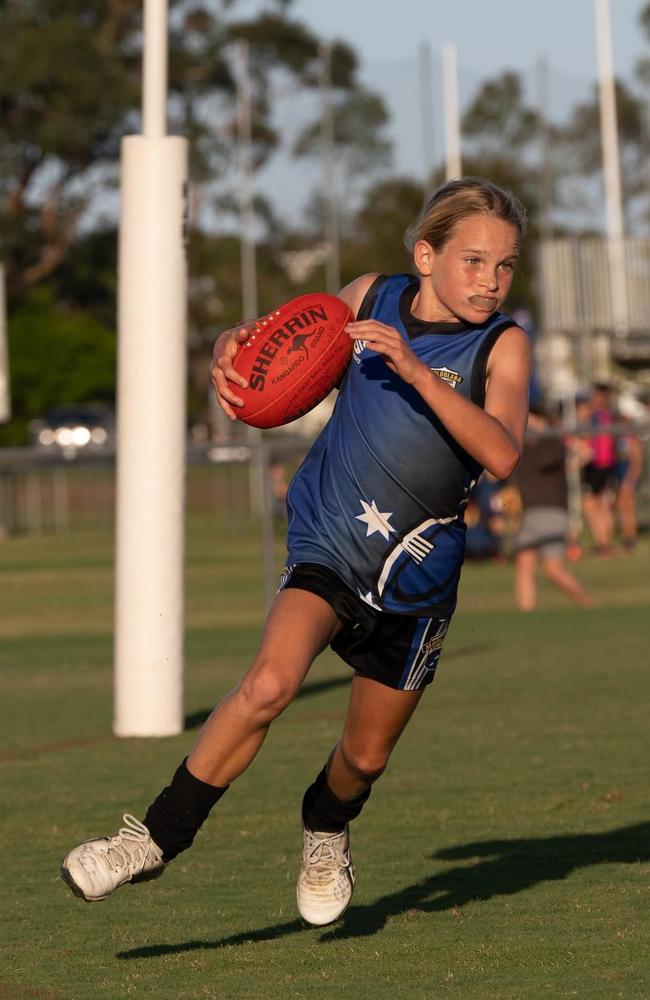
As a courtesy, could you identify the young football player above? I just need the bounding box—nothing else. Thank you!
[61,177,532,927]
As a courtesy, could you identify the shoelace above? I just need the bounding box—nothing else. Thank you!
[101,814,157,874]
[304,831,348,880]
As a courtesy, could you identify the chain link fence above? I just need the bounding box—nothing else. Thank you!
[2,424,648,541]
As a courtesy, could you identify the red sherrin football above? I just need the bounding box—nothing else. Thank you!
[232,293,353,429]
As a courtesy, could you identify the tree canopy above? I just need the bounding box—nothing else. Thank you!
[0,0,382,295]
[0,0,392,441]
[3,0,650,444]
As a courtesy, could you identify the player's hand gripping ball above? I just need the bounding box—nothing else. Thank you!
[231,293,354,429]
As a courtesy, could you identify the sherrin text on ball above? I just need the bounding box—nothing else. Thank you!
[231,292,353,428]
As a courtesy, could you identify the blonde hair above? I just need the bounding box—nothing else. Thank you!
[404,177,527,255]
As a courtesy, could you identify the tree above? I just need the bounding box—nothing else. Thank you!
[292,83,393,223]
[341,176,425,282]
[558,79,646,230]
[0,1,389,296]
[459,71,544,318]
[1,287,116,445]
[1,1,394,439]
[0,0,140,294]
[462,71,540,156]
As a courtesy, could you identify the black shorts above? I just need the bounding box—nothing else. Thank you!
[581,464,616,496]
[278,563,453,692]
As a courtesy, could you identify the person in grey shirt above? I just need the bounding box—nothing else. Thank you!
[514,405,594,612]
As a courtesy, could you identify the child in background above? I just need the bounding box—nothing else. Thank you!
[514,406,594,611]
[581,384,617,556]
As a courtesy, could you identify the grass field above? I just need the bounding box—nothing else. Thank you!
[1,511,649,1000]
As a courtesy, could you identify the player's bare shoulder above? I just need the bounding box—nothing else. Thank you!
[338,273,382,319]
[487,323,533,377]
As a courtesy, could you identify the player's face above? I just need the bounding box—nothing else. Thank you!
[416,214,520,324]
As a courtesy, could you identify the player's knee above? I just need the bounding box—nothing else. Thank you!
[237,666,298,722]
[340,742,388,784]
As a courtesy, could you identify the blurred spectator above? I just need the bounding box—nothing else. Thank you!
[579,383,618,557]
[513,406,594,612]
[562,395,593,562]
[465,473,508,561]
[613,414,643,552]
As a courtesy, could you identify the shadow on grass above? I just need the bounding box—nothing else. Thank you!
[183,644,492,730]
[117,820,649,958]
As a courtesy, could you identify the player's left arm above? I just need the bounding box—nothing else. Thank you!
[480,326,533,476]
[349,320,532,480]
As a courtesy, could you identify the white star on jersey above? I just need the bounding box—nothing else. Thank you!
[355,499,395,540]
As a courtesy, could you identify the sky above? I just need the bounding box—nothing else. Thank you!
[255,0,649,218]
[290,0,645,83]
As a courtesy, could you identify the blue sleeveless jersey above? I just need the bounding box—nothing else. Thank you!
[285,273,515,615]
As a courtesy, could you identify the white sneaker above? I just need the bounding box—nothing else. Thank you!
[60,814,166,902]
[296,825,355,926]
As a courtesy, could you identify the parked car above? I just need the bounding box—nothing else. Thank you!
[28,405,115,458]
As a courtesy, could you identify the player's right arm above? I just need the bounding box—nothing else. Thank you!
[337,273,381,318]
[210,319,256,420]
[211,274,380,419]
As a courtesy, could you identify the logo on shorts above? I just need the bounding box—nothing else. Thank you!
[430,366,463,388]
[422,632,446,656]
[402,618,451,691]
[277,564,295,593]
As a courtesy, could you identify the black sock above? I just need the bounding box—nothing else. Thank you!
[301,766,371,833]
[143,758,228,862]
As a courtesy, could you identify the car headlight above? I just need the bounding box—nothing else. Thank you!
[72,426,92,446]
[55,427,74,446]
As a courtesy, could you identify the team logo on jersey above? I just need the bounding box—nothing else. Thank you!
[352,339,367,364]
[430,365,463,388]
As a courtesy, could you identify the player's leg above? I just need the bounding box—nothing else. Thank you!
[514,546,538,611]
[615,480,638,550]
[328,675,423,799]
[583,474,614,554]
[596,486,615,554]
[297,669,426,925]
[541,553,594,607]
[61,588,341,902]
[186,588,341,787]
[581,476,604,550]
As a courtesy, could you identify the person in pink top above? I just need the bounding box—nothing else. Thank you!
[613,413,644,552]
[580,384,617,556]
